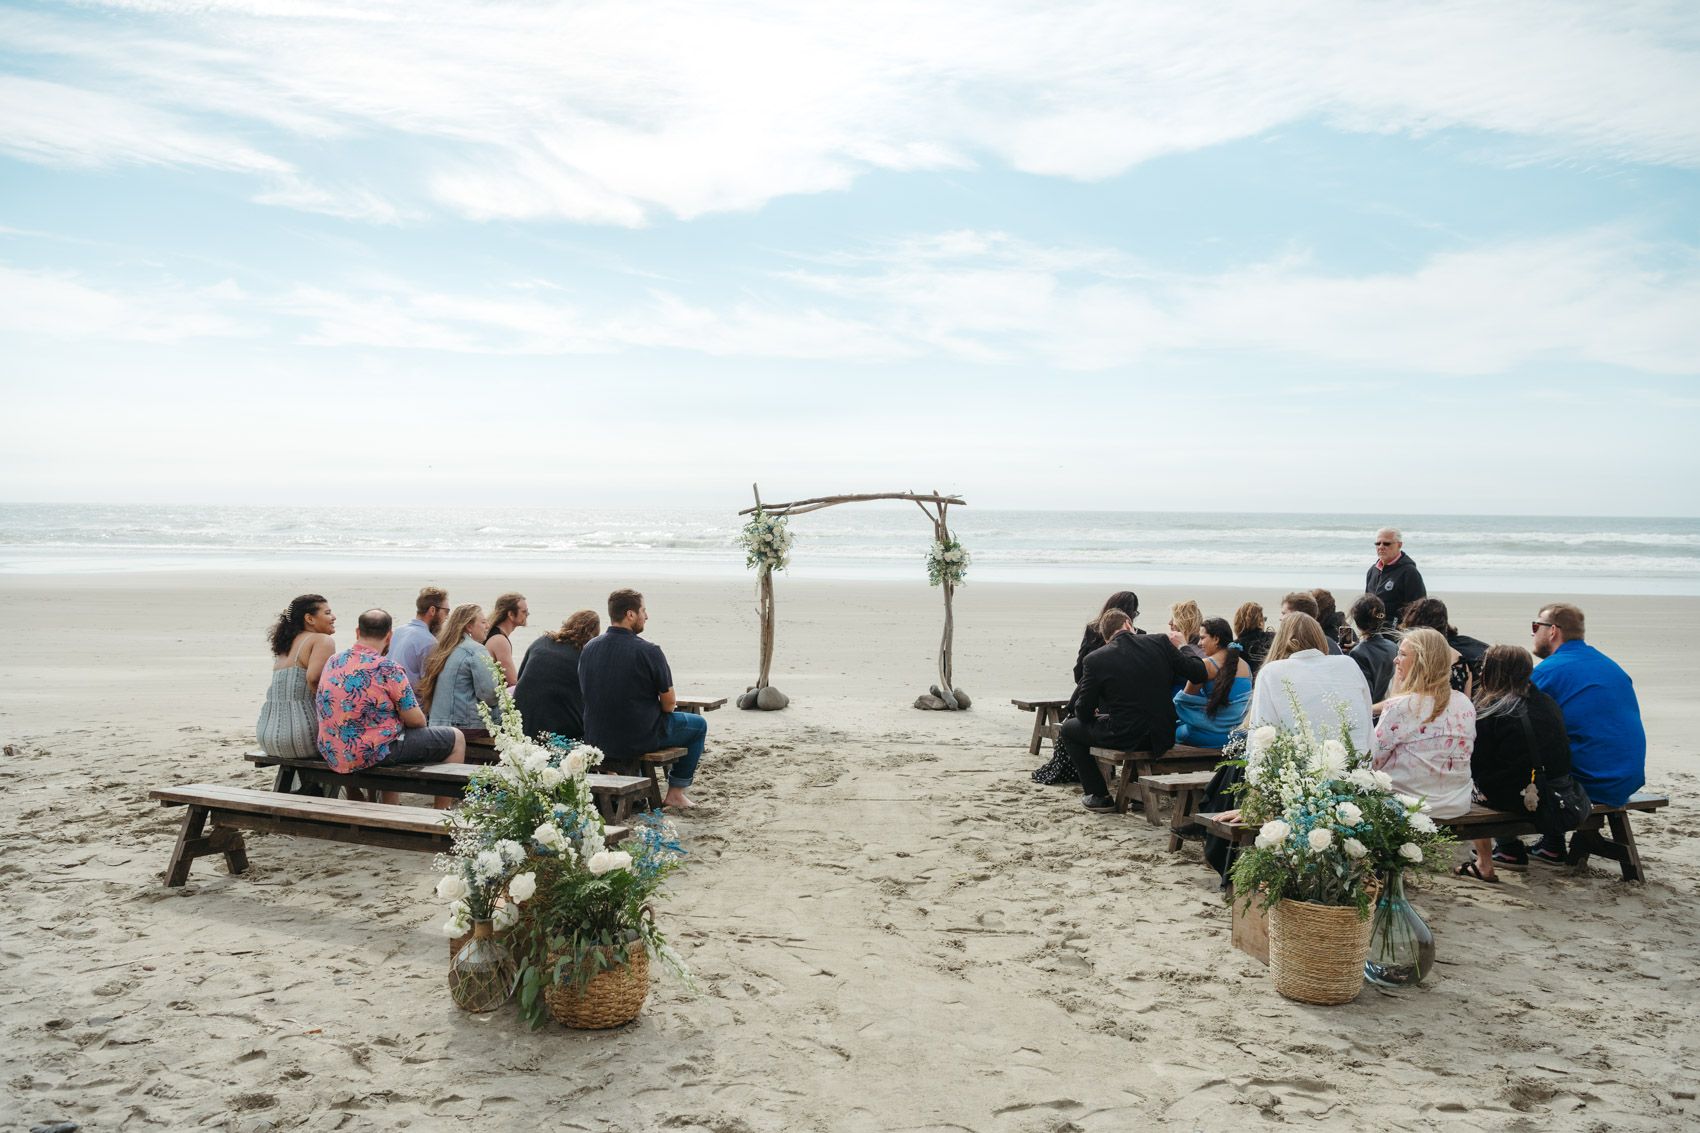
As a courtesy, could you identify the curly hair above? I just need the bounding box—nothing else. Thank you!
[268,594,327,657]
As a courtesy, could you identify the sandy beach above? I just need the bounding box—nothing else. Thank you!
[2,571,1696,1132]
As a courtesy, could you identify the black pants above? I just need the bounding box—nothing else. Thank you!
[1060,717,1150,797]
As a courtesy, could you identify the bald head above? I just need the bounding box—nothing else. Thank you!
[356,608,393,642]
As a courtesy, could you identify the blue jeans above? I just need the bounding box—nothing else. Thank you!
[658,711,708,788]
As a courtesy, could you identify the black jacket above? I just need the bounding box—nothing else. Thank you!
[1365,553,1426,626]
[1234,628,1274,674]
[1472,688,1571,811]
[1449,632,1489,690]
[513,635,586,742]
[1073,631,1210,752]
[1350,631,1399,701]
[1067,623,1144,717]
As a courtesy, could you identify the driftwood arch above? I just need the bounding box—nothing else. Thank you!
[737,485,970,711]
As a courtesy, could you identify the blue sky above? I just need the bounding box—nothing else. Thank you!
[2,1,1698,514]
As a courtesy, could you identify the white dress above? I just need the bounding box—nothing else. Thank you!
[1247,649,1374,755]
[1371,691,1477,819]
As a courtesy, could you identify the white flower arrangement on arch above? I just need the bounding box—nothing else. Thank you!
[926,536,969,587]
[739,509,793,572]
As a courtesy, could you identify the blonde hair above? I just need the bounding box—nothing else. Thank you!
[1169,600,1202,641]
[1393,626,1453,722]
[417,603,483,712]
[1266,612,1327,662]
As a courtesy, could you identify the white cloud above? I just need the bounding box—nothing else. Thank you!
[3,2,1698,223]
[0,263,250,342]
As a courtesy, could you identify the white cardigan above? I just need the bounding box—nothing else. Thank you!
[1248,649,1374,755]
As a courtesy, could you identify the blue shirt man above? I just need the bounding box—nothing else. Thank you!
[1530,604,1645,808]
[390,587,449,690]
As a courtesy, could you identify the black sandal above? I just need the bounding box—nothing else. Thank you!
[1455,860,1500,884]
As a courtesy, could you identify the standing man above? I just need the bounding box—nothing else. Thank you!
[1365,526,1426,627]
[579,589,706,809]
[1513,603,1647,864]
[1061,609,1210,813]
[391,586,449,690]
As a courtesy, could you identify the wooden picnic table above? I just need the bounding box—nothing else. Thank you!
[676,696,727,714]
[1011,697,1069,756]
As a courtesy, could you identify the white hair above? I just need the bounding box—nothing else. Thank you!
[1376,526,1403,542]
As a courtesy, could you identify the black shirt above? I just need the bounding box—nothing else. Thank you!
[1472,688,1571,811]
[513,635,586,742]
[1366,553,1427,626]
[579,627,673,760]
[1351,632,1399,701]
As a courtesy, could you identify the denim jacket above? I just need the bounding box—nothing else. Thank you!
[427,639,499,729]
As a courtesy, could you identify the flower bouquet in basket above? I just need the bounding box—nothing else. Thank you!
[428,661,690,1026]
[1229,697,1453,1004]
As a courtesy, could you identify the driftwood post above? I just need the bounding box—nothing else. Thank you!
[738,489,969,711]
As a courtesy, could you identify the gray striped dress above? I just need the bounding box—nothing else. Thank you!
[257,666,319,760]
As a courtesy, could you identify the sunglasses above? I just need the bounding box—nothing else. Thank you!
[1531,620,1554,633]
[1374,541,1395,547]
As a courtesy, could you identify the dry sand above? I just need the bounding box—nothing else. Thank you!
[1,572,1697,1132]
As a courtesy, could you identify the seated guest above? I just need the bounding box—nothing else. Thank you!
[419,604,499,732]
[258,593,337,761]
[1060,609,1210,813]
[390,586,449,690]
[1173,617,1253,747]
[1034,590,1144,784]
[1515,602,1646,864]
[316,608,465,806]
[514,609,599,741]
[1232,602,1273,674]
[1280,591,1342,655]
[1312,588,1345,645]
[1371,627,1475,819]
[580,589,705,809]
[483,592,530,688]
[1460,645,1571,881]
[1168,600,1204,658]
[1247,612,1373,750]
[1347,594,1398,702]
[1399,597,1487,695]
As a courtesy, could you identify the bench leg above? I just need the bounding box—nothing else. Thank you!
[1111,763,1140,815]
[1027,710,1045,757]
[271,764,296,793]
[1569,813,1644,882]
[211,822,249,875]
[1168,788,1202,852]
[164,805,209,887]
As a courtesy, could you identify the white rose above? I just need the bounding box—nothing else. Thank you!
[443,915,470,937]
[1335,802,1363,827]
[507,871,537,903]
[435,874,468,902]
[1255,819,1291,849]
[491,900,519,930]
[1397,793,1421,810]
[1398,842,1423,864]
[1343,837,1367,860]
[533,822,564,849]
[1307,827,1333,853]
[563,751,589,776]
[538,767,564,790]
[496,839,525,866]
[1249,725,1278,753]
[588,849,633,875]
[1410,812,1438,835]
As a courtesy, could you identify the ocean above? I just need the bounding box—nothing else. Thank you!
[2,503,1698,596]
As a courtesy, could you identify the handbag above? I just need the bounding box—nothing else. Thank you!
[1516,706,1590,836]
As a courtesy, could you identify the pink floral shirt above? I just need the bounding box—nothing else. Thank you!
[1371,690,1477,819]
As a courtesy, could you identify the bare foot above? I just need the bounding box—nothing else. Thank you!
[662,787,695,809]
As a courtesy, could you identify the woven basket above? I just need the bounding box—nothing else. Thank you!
[543,945,650,1029]
[1268,898,1373,1005]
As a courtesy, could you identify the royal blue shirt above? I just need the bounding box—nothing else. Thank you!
[578,626,673,760]
[1530,639,1646,807]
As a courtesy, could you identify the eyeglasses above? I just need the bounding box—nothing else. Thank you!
[434,605,450,613]
[1374,541,1395,547]
[1531,620,1554,633]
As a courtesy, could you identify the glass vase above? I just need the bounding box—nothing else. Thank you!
[448,921,517,1012]
[1364,870,1435,987]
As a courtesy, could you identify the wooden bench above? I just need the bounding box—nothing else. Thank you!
[1011,698,1069,756]
[245,753,653,824]
[640,747,689,809]
[1088,744,1223,814]
[676,696,726,714]
[1196,791,1672,883]
[152,783,627,887]
[1142,770,1219,850]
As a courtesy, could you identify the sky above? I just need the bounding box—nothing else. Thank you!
[2,0,1698,515]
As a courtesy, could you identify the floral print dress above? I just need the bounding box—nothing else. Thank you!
[1371,690,1477,819]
